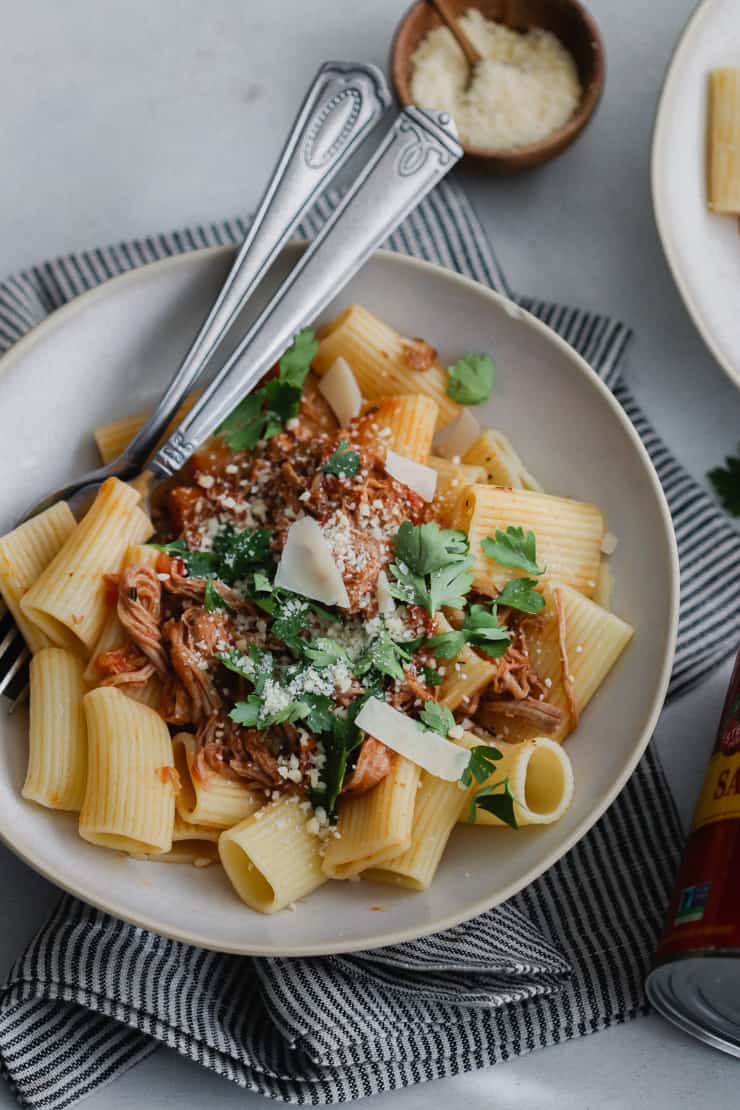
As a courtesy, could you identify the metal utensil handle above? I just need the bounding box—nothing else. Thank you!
[152,108,461,475]
[122,61,390,464]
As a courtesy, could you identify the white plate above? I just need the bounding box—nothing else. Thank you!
[652,0,740,391]
[0,246,678,955]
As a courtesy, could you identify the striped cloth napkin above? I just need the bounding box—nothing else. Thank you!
[0,179,737,1109]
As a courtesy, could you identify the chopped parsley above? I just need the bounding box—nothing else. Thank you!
[446,352,495,405]
[426,602,511,660]
[468,779,518,829]
[463,603,511,659]
[708,449,740,517]
[496,577,545,614]
[481,526,544,577]
[203,579,235,613]
[150,526,273,586]
[149,538,220,579]
[219,327,317,450]
[356,618,412,683]
[388,522,474,615]
[322,440,360,479]
[419,700,455,738]
[423,665,442,687]
[460,744,502,787]
[302,637,352,669]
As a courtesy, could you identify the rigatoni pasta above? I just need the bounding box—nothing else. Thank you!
[23,648,87,811]
[7,303,635,915]
[0,502,76,654]
[707,68,740,214]
[313,304,459,427]
[79,687,175,854]
[454,484,604,597]
[21,478,153,653]
[219,795,328,912]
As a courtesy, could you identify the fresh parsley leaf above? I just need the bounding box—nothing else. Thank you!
[212,526,273,584]
[277,327,318,388]
[322,440,360,479]
[310,701,366,819]
[217,645,273,693]
[420,700,455,738]
[389,522,474,616]
[423,666,442,687]
[468,778,519,829]
[496,577,545,614]
[203,579,235,613]
[219,328,317,450]
[252,570,273,594]
[356,619,411,683]
[425,629,467,659]
[299,693,334,734]
[302,637,352,668]
[463,603,511,659]
[149,539,220,579]
[229,696,262,728]
[271,595,312,652]
[708,449,740,517]
[460,744,502,787]
[393,521,469,576]
[481,526,544,576]
[446,352,495,405]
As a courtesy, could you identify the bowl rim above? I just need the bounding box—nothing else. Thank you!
[0,244,679,955]
[390,0,606,162]
[650,0,740,392]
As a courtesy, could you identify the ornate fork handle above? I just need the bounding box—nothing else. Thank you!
[152,108,462,474]
[120,62,390,467]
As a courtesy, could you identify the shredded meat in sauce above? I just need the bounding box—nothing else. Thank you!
[92,361,568,802]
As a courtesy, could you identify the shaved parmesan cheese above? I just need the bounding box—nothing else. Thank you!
[355,698,470,782]
[376,570,395,615]
[274,516,350,608]
[432,408,481,459]
[385,449,437,502]
[601,531,618,555]
[318,356,363,427]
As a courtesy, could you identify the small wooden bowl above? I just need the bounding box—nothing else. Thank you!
[391,0,605,173]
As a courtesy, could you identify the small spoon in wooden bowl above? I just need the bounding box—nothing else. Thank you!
[428,0,482,79]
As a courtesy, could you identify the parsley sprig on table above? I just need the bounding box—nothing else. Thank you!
[708,448,740,517]
[219,328,318,450]
[446,352,495,405]
[388,522,474,615]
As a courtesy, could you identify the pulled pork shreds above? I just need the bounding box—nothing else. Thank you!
[401,336,438,371]
[343,738,393,795]
[471,610,565,736]
[117,565,169,674]
[476,694,565,735]
[95,401,440,802]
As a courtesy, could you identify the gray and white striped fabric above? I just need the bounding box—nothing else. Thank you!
[0,179,735,1109]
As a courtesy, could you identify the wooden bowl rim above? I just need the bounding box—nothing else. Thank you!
[390,0,606,163]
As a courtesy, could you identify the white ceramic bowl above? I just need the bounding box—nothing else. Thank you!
[0,246,678,955]
[652,0,740,391]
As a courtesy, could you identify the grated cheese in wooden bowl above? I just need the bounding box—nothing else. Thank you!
[409,8,582,151]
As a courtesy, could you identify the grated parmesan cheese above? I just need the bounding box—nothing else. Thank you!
[409,9,582,150]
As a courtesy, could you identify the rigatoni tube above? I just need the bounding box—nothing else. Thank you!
[23,648,87,811]
[219,796,328,913]
[79,687,175,854]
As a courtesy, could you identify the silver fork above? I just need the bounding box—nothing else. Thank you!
[0,60,390,706]
[22,60,390,523]
[2,106,462,707]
